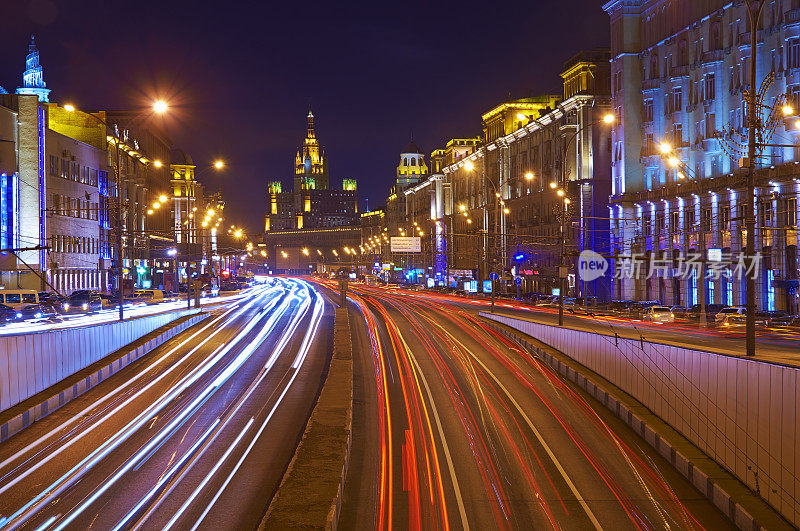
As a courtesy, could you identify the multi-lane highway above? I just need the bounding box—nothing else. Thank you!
[338,284,734,530]
[0,278,331,530]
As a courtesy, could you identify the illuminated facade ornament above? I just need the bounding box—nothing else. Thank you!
[16,35,51,103]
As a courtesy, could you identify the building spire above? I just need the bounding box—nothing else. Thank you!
[16,34,50,102]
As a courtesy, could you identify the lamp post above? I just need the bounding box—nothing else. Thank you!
[63,101,168,320]
[556,112,615,324]
[661,147,708,327]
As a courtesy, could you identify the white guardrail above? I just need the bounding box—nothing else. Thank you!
[0,308,201,413]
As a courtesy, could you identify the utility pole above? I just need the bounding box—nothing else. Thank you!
[115,137,125,321]
[745,0,764,357]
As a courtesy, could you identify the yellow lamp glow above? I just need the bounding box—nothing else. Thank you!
[525,172,534,180]
[153,160,162,168]
[153,100,168,114]
[63,104,75,112]
[603,113,615,124]
[658,142,672,154]
[464,160,474,171]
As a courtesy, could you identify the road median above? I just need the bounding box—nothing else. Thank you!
[260,306,353,530]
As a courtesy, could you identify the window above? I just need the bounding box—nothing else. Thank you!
[670,88,682,113]
[686,207,696,229]
[643,214,652,236]
[789,39,800,69]
[48,155,58,175]
[789,197,797,227]
[672,123,683,145]
[702,208,712,231]
[655,212,665,234]
[721,205,731,230]
[643,99,654,122]
[705,113,716,138]
[60,159,69,179]
[704,73,716,100]
[760,201,773,227]
[671,211,680,232]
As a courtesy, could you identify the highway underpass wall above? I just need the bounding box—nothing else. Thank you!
[0,309,200,413]
[480,312,800,528]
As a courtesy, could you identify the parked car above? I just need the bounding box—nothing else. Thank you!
[714,306,745,324]
[718,313,769,329]
[63,290,103,313]
[641,305,675,323]
[688,304,726,320]
[670,306,690,319]
[629,301,661,319]
[0,289,39,309]
[761,310,795,327]
[133,289,165,303]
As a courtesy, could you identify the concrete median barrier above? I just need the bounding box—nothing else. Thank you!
[260,306,353,530]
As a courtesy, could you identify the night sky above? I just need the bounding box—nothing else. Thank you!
[2,0,609,234]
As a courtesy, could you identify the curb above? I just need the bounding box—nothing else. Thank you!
[259,306,353,530]
[0,312,209,442]
[480,317,784,531]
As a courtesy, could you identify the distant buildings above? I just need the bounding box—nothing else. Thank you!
[365,50,613,298]
[0,37,229,294]
[263,109,360,272]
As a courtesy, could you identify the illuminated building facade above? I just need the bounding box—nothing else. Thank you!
[399,50,612,298]
[263,109,359,271]
[604,0,800,312]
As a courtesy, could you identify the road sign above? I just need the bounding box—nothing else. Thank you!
[515,276,522,286]
[390,237,421,253]
[489,272,499,280]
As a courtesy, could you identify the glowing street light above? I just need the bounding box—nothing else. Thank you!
[525,172,534,180]
[658,142,672,154]
[783,105,794,116]
[549,182,557,189]
[159,194,168,202]
[464,160,474,171]
[556,189,565,197]
[153,160,163,168]
[602,113,616,124]
[668,156,681,167]
[153,100,168,114]
[214,160,225,169]
[63,104,75,112]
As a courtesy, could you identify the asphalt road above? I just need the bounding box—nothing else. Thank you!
[0,278,333,530]
[339,283,734,530]
[388,290,800,367]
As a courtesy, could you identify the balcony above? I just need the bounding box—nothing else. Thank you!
[787,8,800,25]
[701,49,724,64]
[670,64,690,78]
[702,137,721,152]
[642,78,661,91]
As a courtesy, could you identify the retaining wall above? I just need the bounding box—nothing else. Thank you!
[481,312,800,528]
[0,309,200,413]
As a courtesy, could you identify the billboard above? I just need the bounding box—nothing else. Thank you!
[390,236,421,253]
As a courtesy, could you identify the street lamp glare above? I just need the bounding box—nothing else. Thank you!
[564,198,571,204]
[658,142,672,154]
[525,172,534,180]
[214,160,224,169]
[782,105,794,116]
[602,113,615,124]
[159,194,168,202]
[464,160,474,171]
[503,208,510,214]
[153,160,162,168]
[668,156,680,167]
[153,100,168,114]
[516,112,527,121]
[557,189,565,197]
[549,182,557,189]
[147,209,154,215]
[63,104,75,112]
[152,202,160,208]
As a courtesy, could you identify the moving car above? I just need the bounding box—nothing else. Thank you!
[641,305,675,323]
[718,313,769,329]
[0,303,21,324]
[18,303,62,321]
[62,290,103,313]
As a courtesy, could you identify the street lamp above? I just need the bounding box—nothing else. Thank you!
[64,100,169,321]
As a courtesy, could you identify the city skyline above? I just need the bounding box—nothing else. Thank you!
[1,0,609,233]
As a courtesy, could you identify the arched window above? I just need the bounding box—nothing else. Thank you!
[403,157,408,166]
